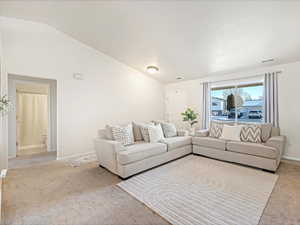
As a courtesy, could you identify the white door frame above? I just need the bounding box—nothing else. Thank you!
[8,74,57,158]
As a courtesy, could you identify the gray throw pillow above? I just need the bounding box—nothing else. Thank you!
[240,125,262,143]
[105,125,114,140]
[209,121,223,138]
[161,122,177,138]
[260,123,273,142]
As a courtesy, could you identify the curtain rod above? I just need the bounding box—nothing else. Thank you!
[199,70,282,84]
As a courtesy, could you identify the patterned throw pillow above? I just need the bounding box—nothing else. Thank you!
[140,125,151,142]
[139,123,154,142]
[161,122,177,138]
[209,121,223,138]
[111,124,134,146]
[240,125,262,143]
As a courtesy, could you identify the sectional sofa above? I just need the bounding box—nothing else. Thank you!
[94,122,286,178]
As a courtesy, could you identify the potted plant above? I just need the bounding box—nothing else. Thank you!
[181,108,198,135]
[0,95,12,116]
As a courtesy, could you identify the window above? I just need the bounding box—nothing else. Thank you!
[210,83,264,123]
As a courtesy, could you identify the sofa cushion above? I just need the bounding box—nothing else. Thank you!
[192,137,226,150]
[161,136,192,151]
[117,142,167,165]
[226,141,278,159]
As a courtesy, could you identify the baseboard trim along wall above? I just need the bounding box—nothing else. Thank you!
[56,151,95,161]
[19,144,46,150]
[282,155,300,162]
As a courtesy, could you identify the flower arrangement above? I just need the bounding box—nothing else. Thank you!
[0,95,12,116]
[181,108,198,127]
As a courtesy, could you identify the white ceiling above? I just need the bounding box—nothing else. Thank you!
[1,1,300,83]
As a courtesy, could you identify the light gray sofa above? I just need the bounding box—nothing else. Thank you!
[192,125,286,172]
[94,129,192,178]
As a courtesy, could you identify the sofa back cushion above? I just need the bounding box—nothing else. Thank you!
[271,127,280,137]
[260,123,273,142]
[98,129,106,139]
[240,124,262,143]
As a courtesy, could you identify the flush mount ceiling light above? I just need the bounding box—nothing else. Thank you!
[176,76,184,80]
[146,66,159,74]
[261,58,274,63]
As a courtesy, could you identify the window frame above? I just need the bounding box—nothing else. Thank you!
[210,82,264,124]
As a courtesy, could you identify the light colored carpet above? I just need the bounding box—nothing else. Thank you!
[8,152,57,169]
[118,155,278,225]
[3,156,300,225]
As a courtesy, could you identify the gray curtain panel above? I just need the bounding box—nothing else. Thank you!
[264,72,279,127]
[202,82,211,129]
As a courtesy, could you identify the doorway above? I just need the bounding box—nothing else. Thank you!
[8,75,57,169]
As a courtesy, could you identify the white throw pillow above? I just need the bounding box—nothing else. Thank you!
[220,125,243,141]
[148,124,165,143]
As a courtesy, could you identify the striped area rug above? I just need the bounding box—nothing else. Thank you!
[117,155,278,225]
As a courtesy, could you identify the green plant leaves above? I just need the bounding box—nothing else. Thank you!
[181,108,198,127]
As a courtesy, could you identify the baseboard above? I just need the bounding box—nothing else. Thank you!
[57,151,95,161]
[282,155,300,161]
[19,144,46,150]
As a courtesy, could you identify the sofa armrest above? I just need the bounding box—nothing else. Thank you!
[265,135,286,158]
[94,138,125,174]
[194,129,209,137]
[177,130,189,136]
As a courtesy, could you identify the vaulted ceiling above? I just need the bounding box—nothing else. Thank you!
[1,1,300,83]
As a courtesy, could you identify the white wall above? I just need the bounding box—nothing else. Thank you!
[165,61,300,160]
[1,17,165,161]
[0,20,8,169]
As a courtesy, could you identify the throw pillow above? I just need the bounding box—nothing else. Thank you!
[209,121,223,138]
[140,123,154,142]
[260,123,273,142]
[161,122,177,138]
[105,125,114,140]
[220,125,243,141]
[148,124,165,143]
[111,124,134,146]
[240,124,262,143]
[132,122,144,142]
